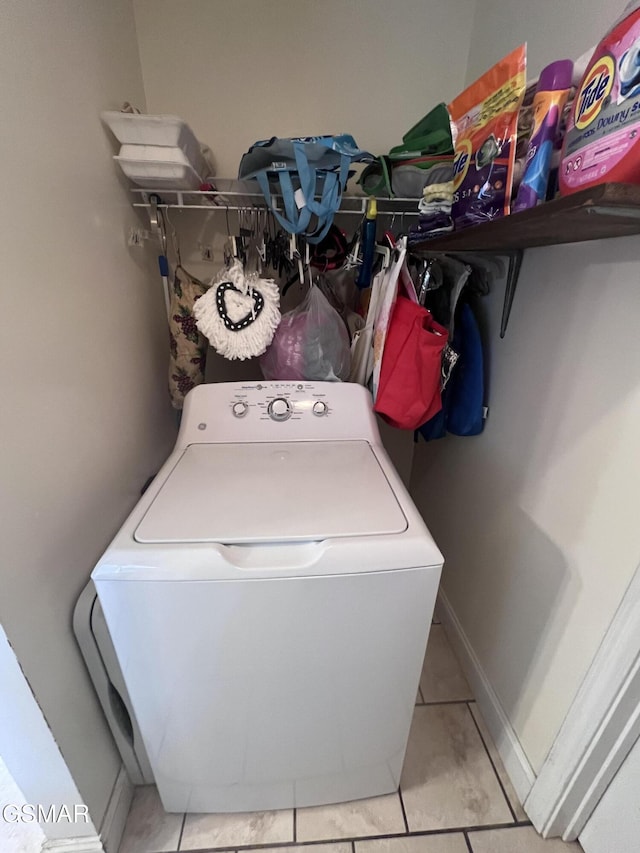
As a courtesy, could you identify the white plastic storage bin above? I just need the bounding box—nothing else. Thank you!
[113,155,203,190]
[102,111,198,148]
[102,112,210,182]
[119,142,207,179]
[118,143,193,163]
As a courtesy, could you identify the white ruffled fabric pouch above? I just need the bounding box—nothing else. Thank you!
[194,259,281,360]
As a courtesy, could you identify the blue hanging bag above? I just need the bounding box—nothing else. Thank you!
[238,135,372,243]
[418,301,485,440]
[447,302,485,436]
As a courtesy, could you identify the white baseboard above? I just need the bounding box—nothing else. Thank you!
[41,836,103,853]
[40,766,133,853]
[437,589,537,807]
[99,766,134,853]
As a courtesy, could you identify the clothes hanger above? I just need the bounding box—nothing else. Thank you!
[416,258,444,306]
[374,244,391,272]
[343,230,361,271]
[383,213,397,250]
[255,207,267,271]
[451,252,506,279]
[164,206,182,269]
[223,204,239,266]
[244,206,265,276]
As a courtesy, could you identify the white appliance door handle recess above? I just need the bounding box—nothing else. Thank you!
[215,541,328,572]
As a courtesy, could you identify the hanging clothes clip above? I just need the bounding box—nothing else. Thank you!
[344,236,361,270]
[223,206,238,266]
[304,240,313,289]
[256,209,267,269]
[287,233,304,284]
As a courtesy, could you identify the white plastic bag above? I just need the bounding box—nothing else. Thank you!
[260,285,350,381]
[371,239,407,401]
[349,269,385,386]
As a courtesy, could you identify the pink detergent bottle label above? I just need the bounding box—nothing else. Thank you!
[561,6,640,193]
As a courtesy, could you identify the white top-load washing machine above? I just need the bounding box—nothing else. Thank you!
[92,381,443,814]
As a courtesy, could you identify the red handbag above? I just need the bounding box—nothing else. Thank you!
[374,294,448,430]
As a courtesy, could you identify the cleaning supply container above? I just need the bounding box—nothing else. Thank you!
[561,2,640,194]
[513,59,573,211]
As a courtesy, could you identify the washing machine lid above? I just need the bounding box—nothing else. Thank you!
[135,441,407,544]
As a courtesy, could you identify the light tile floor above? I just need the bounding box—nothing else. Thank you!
[118,619,581,853]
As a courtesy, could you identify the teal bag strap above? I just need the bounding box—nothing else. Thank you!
[251,139,360,241]
[254,170,313,235]
[306,171,339,219]
[288,144,347,243]
[307,214,337,244]
[293,144,350,214]
[305,154,352,243]
[278,170,313,234]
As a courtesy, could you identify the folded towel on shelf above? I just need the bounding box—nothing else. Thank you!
[408,213,454,244]
[409,178,455,243]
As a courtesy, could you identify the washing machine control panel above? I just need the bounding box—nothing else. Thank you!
[181,381,377,443]
[227,382,332,424]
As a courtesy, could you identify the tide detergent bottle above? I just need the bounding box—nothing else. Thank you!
[561,1,640,194]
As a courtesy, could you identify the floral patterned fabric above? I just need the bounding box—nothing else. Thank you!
[168,266,208,409]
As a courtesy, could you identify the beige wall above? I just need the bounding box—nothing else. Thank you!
[0,0,176,829]
[465,0,614,82]
[411,1,640,773]
[133,0,476,177]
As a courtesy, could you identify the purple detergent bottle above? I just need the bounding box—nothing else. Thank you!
[513,59,573,212]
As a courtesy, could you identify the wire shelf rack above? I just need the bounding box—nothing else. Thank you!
[130,180,422,216]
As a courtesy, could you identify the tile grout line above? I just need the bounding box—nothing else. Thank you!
[398,786,410,835]
[177,811,187,851]
[463,830,474,853]
[173,819,534,853]
[465,701,518,823]
[351,841,356,853]
[417,686,425,704]
[293,808,297,843]
[421,698,475,707]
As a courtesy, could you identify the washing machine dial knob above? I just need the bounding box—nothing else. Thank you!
[268,397,292,421]
[232,401,248,418]
[312,401,328,417]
